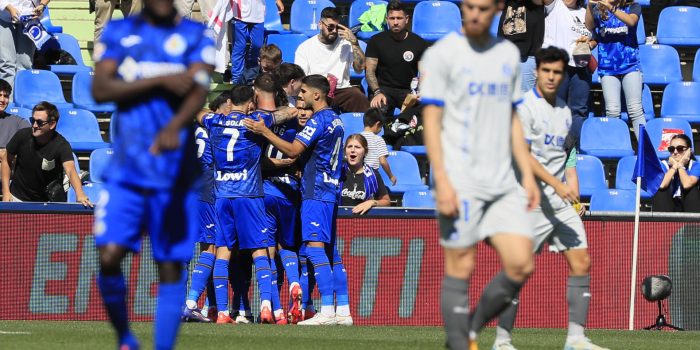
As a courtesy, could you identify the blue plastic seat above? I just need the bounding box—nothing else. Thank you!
[40,7,63,34]
[57,108,109,152]
[13,70,72,109]
[412,1,462,41]
[401,145,426,157]
[265,33,309,63]
[589,189,638,212]
[491,12,501,37]
[637,0,650,6]
[378,151,428,194]
[636,14,646,45]
[656,7,700,46]
[660,82,700,123]
[575,155,608,199]
[290,0,335,37]
[6,106,32,120]
[68,182,103,203]
[349,0,387,40]
[264,0,290,34]
[645,117,694,159]
[49,33,92,76]
[639,44,683,86]
[593,84,655,121]
[615,156,652,198]
[340,112,365,136]
[72,71,116,113]
[89,148,113,183]
[580,117,634,159]
[402,190,435,208]
[694,49,700,82]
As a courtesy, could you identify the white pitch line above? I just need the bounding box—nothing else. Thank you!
[0,331,31,335]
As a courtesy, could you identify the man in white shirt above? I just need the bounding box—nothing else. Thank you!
[295,7,369,113]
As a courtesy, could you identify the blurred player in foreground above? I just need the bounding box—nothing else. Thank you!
[420,0,540,348]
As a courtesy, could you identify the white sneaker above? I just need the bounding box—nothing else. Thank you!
[564,338,610,350]
[235,315,252,324]
[297,312,337,325]
[335,314,353,326]
[492,341,518,350]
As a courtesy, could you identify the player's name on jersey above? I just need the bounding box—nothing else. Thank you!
[216,169,248,181]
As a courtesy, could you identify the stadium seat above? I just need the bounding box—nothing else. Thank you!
[349,0,388,40]
[575,155,608,199]
[89,148,113,183]
[290,0,335,37]
[637,0,650,6]
[639,44,682,86]
[660,82,700,123]
[656,7,700,46]
[340,112,365,136]
[72,71,116,113]
[68,182,103,203]
[265,33,309,63]
[636,14,646,45]
[580,117,634,159]
[6,106,32,120]
[57,108,110,152]
[412,1,462,41]
[615,156,652,198]
[13,70,72,109]
[491,12,501,37]
[402,190,435,208]
[379,151,428,194]
[645,117,694,159]
[40,6,62,34]
[49,33,92,76]
[350,41,367,80]
[400,145,426,157]
[264,0,291,34]
[589,189,638,212]
[694,49,700,82]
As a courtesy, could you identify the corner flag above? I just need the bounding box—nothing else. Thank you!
[631,125,665,196]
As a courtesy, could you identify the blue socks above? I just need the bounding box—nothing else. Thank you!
[332,249,349,309]
[213,259,230,313]
[253,256,272,305]
[98,273,136,346]
[278,248,300,286]
[154,272,186,350]
[299,251,316,310]
[270,264,282,312]
[305,246,334,311]
[186,252,215,303]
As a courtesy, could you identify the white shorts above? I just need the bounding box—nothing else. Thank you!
[531,205,588,253]
[439,190,533,249]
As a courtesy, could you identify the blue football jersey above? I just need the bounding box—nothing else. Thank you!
[594,3,641,76]
[202,111,274,198]
[295,108,344,202]
[95,16,216,189]
[264,118,300,198]
[195,124,215,203]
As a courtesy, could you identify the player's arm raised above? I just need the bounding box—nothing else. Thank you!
[512,113,540,210]
[243,118,307,158]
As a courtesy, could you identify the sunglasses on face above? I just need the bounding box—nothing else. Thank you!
[668,145,689,154]
[321,21,338,31]
[29,117,50,127]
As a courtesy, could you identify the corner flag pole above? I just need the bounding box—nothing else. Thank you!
[629,176,643,330]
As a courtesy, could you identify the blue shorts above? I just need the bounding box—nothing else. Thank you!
[198,201,217,244]
[300,199,337,244]
[215,197,269,250]
[93,183,199,263]
[263,194,299,249]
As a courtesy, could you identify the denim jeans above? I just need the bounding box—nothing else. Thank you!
[520,56,536,93]
[558,66,592,144]
[601,70,645,141]
[0,19,35,97]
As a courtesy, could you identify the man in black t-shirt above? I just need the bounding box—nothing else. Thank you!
[1,101,91,205]
[365,0,428,118]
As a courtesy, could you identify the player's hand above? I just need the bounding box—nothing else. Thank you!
[7,5,20,22]
[370,93,387,109]
[352,200,375,215]
[435,181,459,217]
[389,175,397,185]
[574,201,586,217]
[680,149,692,167]
[32,3,45,18]
[522,175,541,211]
[150,125,181,155]
[242,117,270,135]
[160,73,194,97]
[76,194,93,208]
[554,182,578,205]
[337,24,359,46]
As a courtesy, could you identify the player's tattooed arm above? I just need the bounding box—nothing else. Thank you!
[243,118,307,158]
[272,107,300,125]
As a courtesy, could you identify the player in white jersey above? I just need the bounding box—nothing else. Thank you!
[492,46,609,350]
[421,0,540,349]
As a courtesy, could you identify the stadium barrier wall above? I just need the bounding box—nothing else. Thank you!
[1,203,699,330]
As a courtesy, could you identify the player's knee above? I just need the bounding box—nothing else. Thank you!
[98,245,125,274]
[444,249,475,280]
[504,256,534,282]
[158,262,183,284]
[569,252,591,275]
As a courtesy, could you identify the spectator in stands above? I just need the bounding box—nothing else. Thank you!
[240,44,282,86]
[0,78,30,155]
[230,0,283,85]
[586,0,645,141]
[295,7,369,113]
[365,0,428,118]
[174,0,215,19]
[544,0,596,143]
[341,134,390,214]
[361,107,396,185]
[652,134,700,212]
[276,62,305,107]
[94,0,142,42]
[208,90,232,114]
[0,0,48,94]
[498,0,552,92]
[1,101,91,206]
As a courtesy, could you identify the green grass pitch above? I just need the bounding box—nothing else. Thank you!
[1,321,699,349]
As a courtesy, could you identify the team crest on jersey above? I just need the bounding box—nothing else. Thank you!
[164,33,187,57]
[403,51,415,62]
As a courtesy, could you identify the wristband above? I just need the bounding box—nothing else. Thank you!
[373,89,383,96]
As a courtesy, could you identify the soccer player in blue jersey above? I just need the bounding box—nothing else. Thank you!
[244,74,350,326]
[91,0,215,348]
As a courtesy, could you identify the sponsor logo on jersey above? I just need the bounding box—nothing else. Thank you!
[468,82,510,98]
[120,35,142,47]
[310,222,320,227]
[544,134,566,148]
[216,169,248,181]
[323,172,339,185]
[117,57,187,82]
